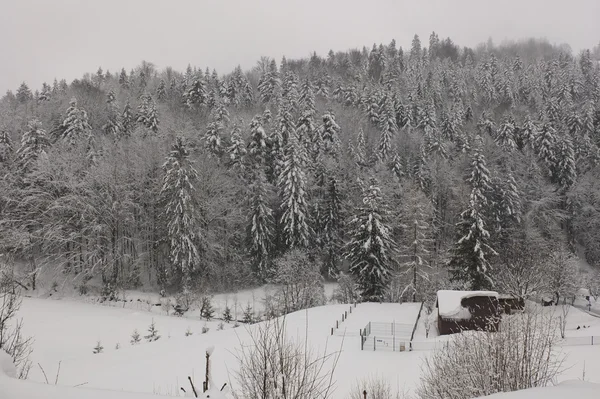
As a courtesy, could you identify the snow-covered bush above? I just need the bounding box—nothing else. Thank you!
[242,303,254,324]
[0,264,32,379]
[233,316,339,399]
[200,296,215,320]
[222,305,233,323]
[417,309,563,399]
[271,250,325,314]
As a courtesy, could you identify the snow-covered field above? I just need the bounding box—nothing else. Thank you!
[3,293,600,399]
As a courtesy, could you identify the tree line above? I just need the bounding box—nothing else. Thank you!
[1,35,600,302]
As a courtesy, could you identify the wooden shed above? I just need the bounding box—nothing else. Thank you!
[498,294,525,314]
[436,290,501,335]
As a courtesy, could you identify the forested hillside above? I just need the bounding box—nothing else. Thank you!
[1,34,600,302]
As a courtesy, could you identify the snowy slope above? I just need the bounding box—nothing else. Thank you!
[479,380,600,398]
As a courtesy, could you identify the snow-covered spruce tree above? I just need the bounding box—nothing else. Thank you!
[102,90,122,138]
[299,77,316,116]
[121,100,134,137]
[0,130,13,164]
[60,97,92,144]
[278,132,311,250]
[344,181,397,301]
[136,94,159,133]
[15,119,50,172]
[377,95,397,162]
[160,136,201,293]
[185,76,207,109]
[247,170,275,280]
[227,123,246,171]
[319,110,341,158]
[320,176,344,278]
[130,329,141,345]
[247,115,268,167]
[144,319,160,342]
[448,136,497,290]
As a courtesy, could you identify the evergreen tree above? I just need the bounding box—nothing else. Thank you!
[248,170,275,279]
[160,137,202,292]
[121,101,134,137]
[185,77,207,108]
[136,94,160,133]
[299,77,316,115]
[102,90,122,138]
[495,116,517,151]
[344,182,396,301]
[118,68,129,88]
[144,319,160,342]
[448,136,496,289]
[278,133,311,250]
[0,130,14,164]
[377,96,397,161]
[156,79,167,101]
[321,176,344,277]
[227,123,246,171]
[15,120,50,172]
[130,329,141,345]
[61,98,92,144]
[16,82,32,103]
[247,115,268,167]
[319,110,341,157]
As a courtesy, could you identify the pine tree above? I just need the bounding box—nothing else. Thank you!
[248,171,275,279]
[0,130,14,164]
[121,101,134,137]
[16,120,50,172]
[377,96,397,161]
[61,98,92,144]
[204,121,225,159]
[242,303,254,324]
[448,136,497,289]
[227,123,246,171]
[319,110,341,157]
[93,341,104,354]
[156,79,167,101]
[223,306,233,323]
[185,77,207,108]
[278,133,311,250]
[344,182,396,301]
[130,329,141,345]
[247,115,268,167]
[353,128,367,166]
[136,94,160,133]
[102,90,122,137]
[299,77,316,115]
[119,68,129,88]
[495,116,517,151]
[16,82,32,103]
[39,83,51,102]
[321,176,344,277]
[144,319,160,342]
[161,137,201,292]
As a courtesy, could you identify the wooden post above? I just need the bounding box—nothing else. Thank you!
[336,320,338,328]
[363,389,367,399]
[331,327,333,336]
[345,311,347,318]
[204,350,210,393]
[374,336,376,351]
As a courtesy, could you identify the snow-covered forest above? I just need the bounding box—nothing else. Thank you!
[1,35,600,303]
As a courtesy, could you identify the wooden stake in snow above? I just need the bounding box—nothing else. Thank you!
[204,346,214,392]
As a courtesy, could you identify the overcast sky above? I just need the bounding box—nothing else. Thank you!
[1,0,599,94]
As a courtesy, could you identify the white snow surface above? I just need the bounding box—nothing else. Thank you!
[3,294,600,399]
[479,380,600,398]
[437,290,498,319]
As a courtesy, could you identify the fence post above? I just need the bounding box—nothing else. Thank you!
[393,335,395,352]
[374,336,376,351]
[345,311,348,318]
[336,320,338,329]
[331,327,333,336]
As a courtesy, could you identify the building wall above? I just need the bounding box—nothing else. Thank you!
[438,295,500,335]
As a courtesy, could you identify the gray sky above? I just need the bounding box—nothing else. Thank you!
[1,0,599,94]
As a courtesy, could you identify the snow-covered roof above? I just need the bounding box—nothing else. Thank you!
[437,290,498,319]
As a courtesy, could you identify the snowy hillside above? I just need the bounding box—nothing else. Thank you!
[1,296,599,398]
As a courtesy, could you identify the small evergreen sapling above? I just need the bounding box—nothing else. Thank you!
[144,319,161,342]
[223,305,233,323]
[185,327,193,337]
[243,303,254,324]
[93,341,104,354]
[200,296,215,320]
[115,343,120,350]
[130,329,141,345]
[202,324,210,334]
[218,322,225,331]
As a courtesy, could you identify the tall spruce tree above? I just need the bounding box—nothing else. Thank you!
[15,120,50,172]
[278,132,311,250]
[160,137,201,292]
[247,170,275,279]
[61,98,92,144]
[344,181,396,301]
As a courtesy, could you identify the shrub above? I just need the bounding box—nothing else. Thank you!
[144,319,160,342]
[223,305,233,323]
[200,296,215,320]
[93,341,104,354]
[417,309,563,399]
[130,329,141,345]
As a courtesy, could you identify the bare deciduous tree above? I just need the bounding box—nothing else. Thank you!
[0,262,33,379]
[232,316,341,399]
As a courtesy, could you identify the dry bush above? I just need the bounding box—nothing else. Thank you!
[233,316,340,399]
[417,309,563,399]
[0,263,33,379]
[347,375,407,399]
